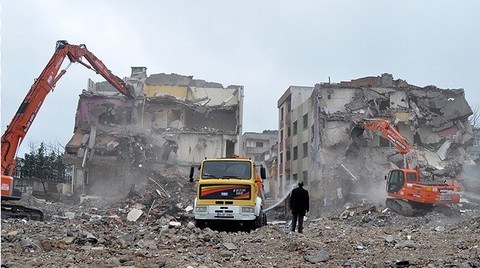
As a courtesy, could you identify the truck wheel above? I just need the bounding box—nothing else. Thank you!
[254,209,264,229]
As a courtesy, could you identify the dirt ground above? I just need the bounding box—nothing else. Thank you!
[1,178,479,268]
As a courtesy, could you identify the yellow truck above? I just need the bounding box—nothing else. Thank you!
[189,156,267,229]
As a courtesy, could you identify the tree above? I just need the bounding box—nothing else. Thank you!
[21,142,67,198]
[470,104,480,130]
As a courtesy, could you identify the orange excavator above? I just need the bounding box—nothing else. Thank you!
[357,118,461,216]
[1,40,132,220]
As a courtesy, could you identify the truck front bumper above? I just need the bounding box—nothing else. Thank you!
[194,205,256,221]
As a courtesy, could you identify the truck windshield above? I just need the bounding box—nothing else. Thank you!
[201,161,252,179]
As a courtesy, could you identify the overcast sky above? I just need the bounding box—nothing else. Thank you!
[2,1,479,156]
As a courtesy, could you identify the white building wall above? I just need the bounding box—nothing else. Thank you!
[291,97,312,185]
[175,133,236,163]
[189,87,240,106]
[321,88,356,113]
[291,87,313,110]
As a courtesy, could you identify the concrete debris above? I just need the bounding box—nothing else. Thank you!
[63,212,75,220]
[168,221,181,228]
[223,242,238,250]
[437,140,452,161]
[304,249,330,263]
[127,208,143,221]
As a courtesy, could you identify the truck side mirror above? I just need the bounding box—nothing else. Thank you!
[189,166,195,182]
[260,167,266,180]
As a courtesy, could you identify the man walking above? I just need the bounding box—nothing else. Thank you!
[289,181,309,233]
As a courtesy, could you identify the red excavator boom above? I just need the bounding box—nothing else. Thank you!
[1,40,132,220]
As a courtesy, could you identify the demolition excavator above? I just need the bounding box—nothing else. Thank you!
[1,40,132,220]
[356,118,461,216]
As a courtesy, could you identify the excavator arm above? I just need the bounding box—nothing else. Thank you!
[1,40,132,199]
[360,118,419,171]
[361,119,412,154]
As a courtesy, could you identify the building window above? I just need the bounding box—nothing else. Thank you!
[293,146,298,160]
[286,150,291,161]
[280,153,283,164]
[288,126,291,137]
[256,142,263,148]
[293,121,298,135]
[474,138,480,147]
[280,130,284,141]
[303,114,308,129]
[280,107,284,121]
[303,142,308,158]
[287,101,291,112]
[302,171,308,185]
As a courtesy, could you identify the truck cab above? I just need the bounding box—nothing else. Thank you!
[189,157,267,229]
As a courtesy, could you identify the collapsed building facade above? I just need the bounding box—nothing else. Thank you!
[64,67,244,196]
[278,74,475,212]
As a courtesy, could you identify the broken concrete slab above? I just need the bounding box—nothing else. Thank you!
[304,249,330,263]
[420,151,445,171]
[223,242,238,250]
[437,140,452,161]
[418,125,442,144]
[127,208,143,222]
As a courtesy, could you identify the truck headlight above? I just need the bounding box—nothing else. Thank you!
[195,206,207,212]
[242,207,255,213]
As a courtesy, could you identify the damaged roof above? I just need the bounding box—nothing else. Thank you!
[145,73,224,88]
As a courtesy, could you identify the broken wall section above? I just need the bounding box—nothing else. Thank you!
[311,73,473,207]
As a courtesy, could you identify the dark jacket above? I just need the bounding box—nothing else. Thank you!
[290,186,309,215]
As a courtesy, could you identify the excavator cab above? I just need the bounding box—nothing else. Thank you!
[386,169,418,194]
[386,170,405,194]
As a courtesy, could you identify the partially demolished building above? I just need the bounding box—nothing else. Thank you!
[279,74,475,211]
[64,68,244,196]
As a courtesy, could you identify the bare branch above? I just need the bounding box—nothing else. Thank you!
[469,103,480,130]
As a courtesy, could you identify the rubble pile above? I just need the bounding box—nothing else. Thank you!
[2,194,479,267]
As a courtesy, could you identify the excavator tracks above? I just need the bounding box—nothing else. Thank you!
[1,203,44,221]
[385,198,429,217]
